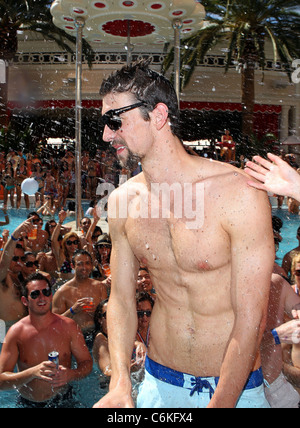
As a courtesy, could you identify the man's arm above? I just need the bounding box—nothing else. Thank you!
[282,343,300,388]
[50,321,92,389]
[0,217,33,283]
[209,179,274,408]
[93,189,139,408]
[0,327,56,390]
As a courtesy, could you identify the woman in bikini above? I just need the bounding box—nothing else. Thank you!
[15,158,29,209]
[52,210,82,282]
[31,162,44,207]
[3,161,16,209]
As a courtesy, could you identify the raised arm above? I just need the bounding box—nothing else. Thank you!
[51,210,67,268]
[209,179,274,408]
[93,189,139,408]
[0,217,33,283]
[245,153,300,201]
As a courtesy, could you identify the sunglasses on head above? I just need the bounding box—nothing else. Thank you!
[101,102,146,132]
[66,240,79,246]
[137,310,151,318]
[25,261,39,268]
[29,288,52,300]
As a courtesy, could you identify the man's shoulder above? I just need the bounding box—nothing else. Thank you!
[53,312,77,329]
[197,158,247,182]
[53,280,74,298]
[199,159,257,196]
[110,172,145,196]
[6,317,29,338]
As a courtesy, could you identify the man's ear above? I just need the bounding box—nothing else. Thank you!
[151,103,169,130]
[21,296,28,307]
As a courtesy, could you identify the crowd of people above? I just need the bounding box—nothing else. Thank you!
[0,160,299,408]
[0,60,300,409]
[0,146,138,211]
[0,208,155,407]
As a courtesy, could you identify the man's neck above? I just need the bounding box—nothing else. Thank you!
[141,135,192,186]
[29,311,55,330]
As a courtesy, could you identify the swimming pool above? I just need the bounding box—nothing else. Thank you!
[272,208,300,267]
[0,206,298,407]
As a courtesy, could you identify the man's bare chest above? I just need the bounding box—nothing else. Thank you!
[125,214,231,273]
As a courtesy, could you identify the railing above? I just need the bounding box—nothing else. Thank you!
[12,51,286,71]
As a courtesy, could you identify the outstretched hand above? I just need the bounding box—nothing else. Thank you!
[245,153,300,201]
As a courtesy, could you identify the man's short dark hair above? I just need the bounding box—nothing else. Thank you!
[136,291,154,308]
[72,249,93,266]
[22,272,52,298]
[100,59,181,138]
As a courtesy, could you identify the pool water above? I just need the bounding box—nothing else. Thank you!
[0,357,108,408]
[0,206,298,407]
[272,209,300,267]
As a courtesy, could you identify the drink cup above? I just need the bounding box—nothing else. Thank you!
[83,297,94,312]
[102,264,111,277]
[28,225,38,241]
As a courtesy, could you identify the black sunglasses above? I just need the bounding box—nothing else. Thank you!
[66,240,79,246]
[137,310,151,318]
[295,270,300,277]
[101,102,146,132]
[25,261,39,268]
[12,256,26,262]
[29,288,52,300]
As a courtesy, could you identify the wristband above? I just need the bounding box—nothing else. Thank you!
[11,235,18,241]
[70,307,75,315]
[271,328,281,345]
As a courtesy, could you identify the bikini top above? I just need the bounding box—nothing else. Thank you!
[60,260,73,274]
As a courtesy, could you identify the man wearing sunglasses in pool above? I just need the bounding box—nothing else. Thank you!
[0,272,93,406]
[93,60,274,409]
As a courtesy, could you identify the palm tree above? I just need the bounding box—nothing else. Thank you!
[0,0,93,129]
[163,0,300,140]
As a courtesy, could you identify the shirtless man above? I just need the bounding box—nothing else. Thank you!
[52,250,107,334]
[26,215,48,255]
[0,273,93,405]
[93,61,274,408]
[0,218,34,331]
